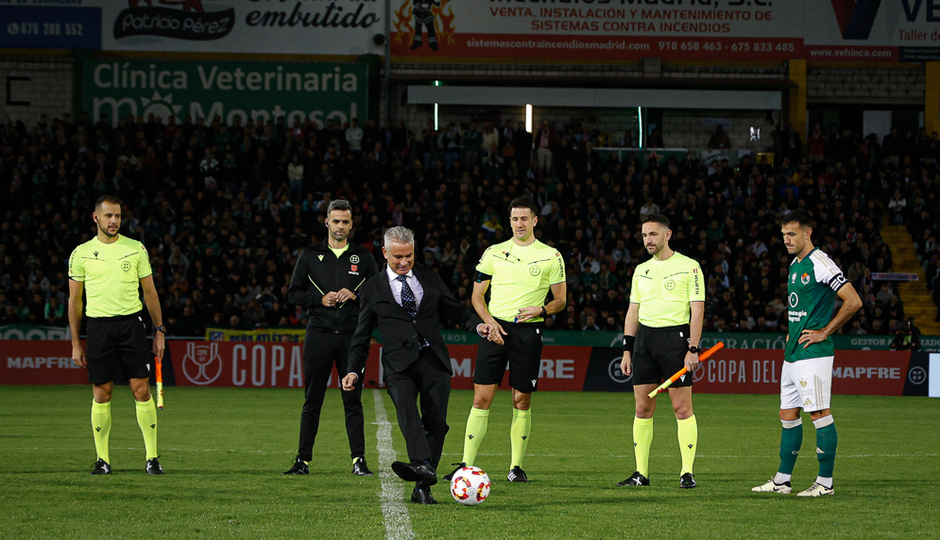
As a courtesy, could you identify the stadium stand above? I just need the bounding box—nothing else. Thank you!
[4,111,938,337]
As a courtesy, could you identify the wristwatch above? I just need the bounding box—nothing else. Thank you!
[688,345,700,354]
[153,325,167,335]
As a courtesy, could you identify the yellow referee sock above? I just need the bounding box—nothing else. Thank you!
[510,408,531,469]
[135,397,158,460]
[461,407,489,467]
[633,416,653,477]
[91,400,111,464]
[677,415,698,475]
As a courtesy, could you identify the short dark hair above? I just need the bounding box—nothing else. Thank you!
[94,195,123,211]
[326,199,352,214]
[509,196,539,216]
[642,213,670,228]
[780,209,813,229]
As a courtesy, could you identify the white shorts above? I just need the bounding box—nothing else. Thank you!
[780,356,833,413]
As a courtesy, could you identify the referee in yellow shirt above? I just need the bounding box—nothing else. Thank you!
[448,196,566,484]
[68,195,166,475]
[619,213,704,489]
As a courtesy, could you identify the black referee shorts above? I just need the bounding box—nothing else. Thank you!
[86,314,151,385]
[632,324,692,388]
[473,319,543,393]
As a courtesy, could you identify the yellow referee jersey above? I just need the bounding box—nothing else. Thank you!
[68,235,153,318]
[630,251,704,327]
[476,239,565,322]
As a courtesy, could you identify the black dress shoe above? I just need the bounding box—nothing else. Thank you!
[411,484,439,505]
[391,461,438,486]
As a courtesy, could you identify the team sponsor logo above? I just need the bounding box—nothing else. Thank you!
[801,272,810,285]
[664,279,675,290]
[121,261,131,272]
[94,251,99,258]
[529,265,541,276]
[350,254,360,264]
[789,292,799,308]
[799,378,807,387]
[182,342,223,385]
[318,254,325,261]
[113,0,235,42]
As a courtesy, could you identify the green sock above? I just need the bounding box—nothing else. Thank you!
[135,397,158,460]
[633,416,653,477]
[778,418,803,475]
[510,408,531,469]
[814,416,837,479]
[676,415,697,475]
[462,407,489,467]
[91,400,111,464]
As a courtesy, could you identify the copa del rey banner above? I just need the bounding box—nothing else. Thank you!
[167,342,590,391]
[0,340,930,397]
[391,0,940,63]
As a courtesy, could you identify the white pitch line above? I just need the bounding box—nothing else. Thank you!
[373,389,414,540]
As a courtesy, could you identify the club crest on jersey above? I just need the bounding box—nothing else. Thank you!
[801,273,810,285]
[350,254,360,264]
[350,265,358,272]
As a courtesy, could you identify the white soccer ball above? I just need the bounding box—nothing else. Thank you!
[449,466,491,506]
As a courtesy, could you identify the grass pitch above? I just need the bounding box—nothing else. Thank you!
[2,386,939,539]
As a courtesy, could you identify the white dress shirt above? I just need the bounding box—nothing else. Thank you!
[386,265,424,310]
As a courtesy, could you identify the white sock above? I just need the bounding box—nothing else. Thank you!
[815,476,833,489]
[773,472,792,484]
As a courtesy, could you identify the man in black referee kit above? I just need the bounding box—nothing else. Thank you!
[619,213,704,489]
[69,195,166,475]
[282,199,378,476]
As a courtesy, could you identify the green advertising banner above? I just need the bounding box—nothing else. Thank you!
[83,59,368,127]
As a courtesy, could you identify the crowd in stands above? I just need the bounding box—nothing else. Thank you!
[2,111,939,338]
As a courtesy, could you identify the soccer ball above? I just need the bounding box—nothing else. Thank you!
[449,466,491,505]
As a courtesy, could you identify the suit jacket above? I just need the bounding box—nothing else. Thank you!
[348,267,482,377]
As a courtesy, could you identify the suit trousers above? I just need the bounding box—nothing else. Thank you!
[384,347,451,469]
[297,331,365,462]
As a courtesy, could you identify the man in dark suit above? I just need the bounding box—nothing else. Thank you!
[342,226,500,505]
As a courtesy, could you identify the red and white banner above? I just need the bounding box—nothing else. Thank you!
[0,340,87,385]
[0,341,923,397]
[167,342,591,392]
[391,0,940,63]
[692,349,911,396]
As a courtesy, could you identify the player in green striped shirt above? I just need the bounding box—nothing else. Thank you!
[68,195,166,476]
[752,210,861,497]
